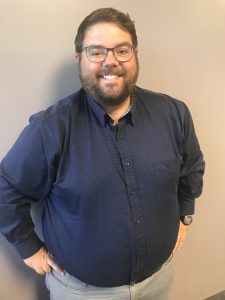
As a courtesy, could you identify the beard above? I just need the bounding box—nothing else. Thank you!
[78,57,139,107]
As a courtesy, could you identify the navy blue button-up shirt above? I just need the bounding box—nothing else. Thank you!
[0,87,205,287]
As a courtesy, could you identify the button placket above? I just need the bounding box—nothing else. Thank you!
[116,122,146,282]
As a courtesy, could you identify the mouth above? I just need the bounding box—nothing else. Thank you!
[102,74,121,80]
[97,71,125,81]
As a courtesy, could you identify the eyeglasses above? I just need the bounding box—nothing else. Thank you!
[82,44,134,63]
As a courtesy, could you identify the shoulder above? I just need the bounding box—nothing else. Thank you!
[134,86,189,117]
[135,86,187,108]
[29,88,85,126]
[18,88,87,149]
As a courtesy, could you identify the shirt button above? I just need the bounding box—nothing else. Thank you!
[131,191,135,195]
[136,268,141,273]
[124,161,130,166]
[135,218,141,224]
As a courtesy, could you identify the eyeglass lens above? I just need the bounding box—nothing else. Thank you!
[85,45,133,62]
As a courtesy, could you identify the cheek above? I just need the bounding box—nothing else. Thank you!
[124,58,138,73]
[124,66,137,78]
[80,57,100,74]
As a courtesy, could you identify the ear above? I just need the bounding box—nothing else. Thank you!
[134,47,138,56]
[75,52,80,63]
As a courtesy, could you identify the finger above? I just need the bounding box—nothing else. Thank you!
[36,249,51,273]
[35,267,47,275]
[35,254,51,274]
[42,262,52,273]
[46,252,64,276]
[36,261,51,275]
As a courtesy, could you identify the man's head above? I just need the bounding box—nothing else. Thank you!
[75,8,139,108]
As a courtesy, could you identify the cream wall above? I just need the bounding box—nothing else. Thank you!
[0,1,225,299]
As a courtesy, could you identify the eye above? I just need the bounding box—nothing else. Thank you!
[88,47,105,57]
[115,46,130,56]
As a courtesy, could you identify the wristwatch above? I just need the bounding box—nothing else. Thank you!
[180,215,193,225]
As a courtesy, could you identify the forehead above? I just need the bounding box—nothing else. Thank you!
[83,22,132,47]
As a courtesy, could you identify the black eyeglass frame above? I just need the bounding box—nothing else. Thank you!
[82,44,135,63]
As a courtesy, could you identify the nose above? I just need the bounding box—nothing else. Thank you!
[103,49,119,66]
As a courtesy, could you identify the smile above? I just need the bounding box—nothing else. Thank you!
[97,70,124,80]
[102,75,120,80]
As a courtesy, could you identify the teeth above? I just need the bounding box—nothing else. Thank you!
[103,75,117,80]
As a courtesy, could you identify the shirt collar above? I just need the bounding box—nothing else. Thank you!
[85,92,106,127]
[85,89,137,128]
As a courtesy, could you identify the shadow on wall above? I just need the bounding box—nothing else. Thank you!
[0,234,49,300]
[0,61,82,300]
[48,58,81,105]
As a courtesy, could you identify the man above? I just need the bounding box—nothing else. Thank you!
[0,7,205,300]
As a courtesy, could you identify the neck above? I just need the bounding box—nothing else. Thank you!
[103,96,131,126]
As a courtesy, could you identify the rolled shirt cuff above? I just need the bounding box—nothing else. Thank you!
[14,231,44,259]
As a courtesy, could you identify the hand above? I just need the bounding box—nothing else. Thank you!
[23,246,64,276]
[174,221,189,252]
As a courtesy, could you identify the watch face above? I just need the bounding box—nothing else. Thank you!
[183,215,193,225]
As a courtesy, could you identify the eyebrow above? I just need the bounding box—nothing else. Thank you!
[83,42,131,49]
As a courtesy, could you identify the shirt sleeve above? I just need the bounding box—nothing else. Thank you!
[177,103,205,216]
[0,113,59,259]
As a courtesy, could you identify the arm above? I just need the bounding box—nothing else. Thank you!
[0,174,43,258]
[178,103,205,216]
[175,104,205,251]
[0,113,62,273]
